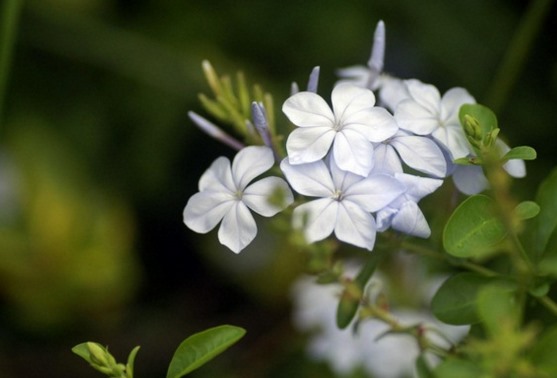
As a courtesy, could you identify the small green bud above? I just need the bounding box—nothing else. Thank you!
[463,114,482,143]
[87,342,110,367]
[201,60,223,96]
[484,128,500,148]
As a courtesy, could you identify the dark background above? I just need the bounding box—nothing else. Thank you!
[0,0,556,377]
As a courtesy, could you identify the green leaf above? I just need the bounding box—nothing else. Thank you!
[433,358,483,378]
[531,167,557,258]
[528,282,550,297]
[431,272,495,325]
[126,346,140,378]
[459,103,498,134]
[72,343,93,363]
[537,255,557,277]
[166,325,246,378]
[443,195,506,258]
[514,201,540,220]
[336,249,387,329]
[415,354,434,378]
[476,284,517,335]
[530,325,557,376]
[502,146,537,161]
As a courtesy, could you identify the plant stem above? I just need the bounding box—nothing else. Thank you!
[485,0,554,113]
[0,0,23,134]
[537,295,557,317]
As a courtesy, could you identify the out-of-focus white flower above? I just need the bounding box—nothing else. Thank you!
[291,272,469,378]
[394,79,476,161]
[283,84,398,176]
[281,157,405,250]
[183,146,293,253]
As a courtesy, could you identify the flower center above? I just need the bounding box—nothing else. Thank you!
[332,189,343,201]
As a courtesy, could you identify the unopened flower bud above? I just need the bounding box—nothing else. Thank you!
[306,66,320,93]
[463,114,482,149]
[87,342,110,367]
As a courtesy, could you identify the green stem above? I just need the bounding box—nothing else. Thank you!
[485,0,554,113]
[0,0,23,134]
[537,295,557,317]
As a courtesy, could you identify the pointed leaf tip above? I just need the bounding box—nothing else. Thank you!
[166,325,246,378]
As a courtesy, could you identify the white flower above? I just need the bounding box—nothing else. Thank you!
[183,146,293,253]
[283,83,398,176]
[394,79,476,160]
[373,130,447,177]
[291,272,469,378]
[280,157,405,250]
[376,173,443,238]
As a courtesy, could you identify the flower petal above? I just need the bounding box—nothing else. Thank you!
[405,79,441,114]
[333,129,374,176]
[377,76,408,111]
[218,201,257,253]
[183,191,235,233]
[344,174,406,212]
[243,176,294,216]
[331,84,376,118]
[376,206,397,232]
[440,87,475,122]
[452,164,489,195]
[344,107,398,143]
[504,158,526,178]
[431,125,471,160]
[328,156,363,192]
[281,159,334,197]
[232,146,274,190]
[393,173,443,201]
[497,139,526,178]
[391,135,447,177]
[335,200,377,250]
[293,199,337,244]
[286,127,336,164]
[391,201,431,238]
[283,91,335,127]
[199,156,235,193]
[372,143,403,174]
[395,100,439,135]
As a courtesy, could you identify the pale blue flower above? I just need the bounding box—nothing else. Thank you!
[373,130,447,177]
[376,173,443,238]
[394,79,476,160]
[283,84,398,177]
[280,157,405,250]
[183,146,293,253]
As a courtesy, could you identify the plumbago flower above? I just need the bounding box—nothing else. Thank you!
[372,130,447,178]
[283,83,398,177]
[280,157,405,250]
[335,23,527,195]
[394,79,476,161]
[183,146,293,253]
[376,173,443,238]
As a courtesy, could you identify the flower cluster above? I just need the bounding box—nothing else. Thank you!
[182,21,526,253]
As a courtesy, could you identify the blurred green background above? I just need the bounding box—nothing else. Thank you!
[0,0,556,377]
